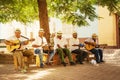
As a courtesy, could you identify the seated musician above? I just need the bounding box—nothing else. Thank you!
[32,28,54,68]
[54,31,75,66]
[4,28,33,72]
[47,33,56,64]
[69,32,88,64]
[84,33,104,63]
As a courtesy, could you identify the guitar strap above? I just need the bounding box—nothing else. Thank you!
[21,35,29,40]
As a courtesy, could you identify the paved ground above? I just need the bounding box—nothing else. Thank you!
[1,49,120,80]
[0,62,120,80]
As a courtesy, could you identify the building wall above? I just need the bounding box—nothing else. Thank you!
[98,6,117,46]
[98,7,116,46]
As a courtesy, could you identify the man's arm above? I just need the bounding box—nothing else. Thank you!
[32,44,42,48]
[4,40,14,45]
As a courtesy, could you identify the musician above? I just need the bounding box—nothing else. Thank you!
[69,32,88,64]
[4,29,29,72]
[48,33,55,64]
[54,31,75,66]
[32,28,54,67]
[84,33,104,63]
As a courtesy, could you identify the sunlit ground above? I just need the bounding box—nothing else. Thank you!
[26,69,56,80]
[1,49,120,80]
[0,62,120,80]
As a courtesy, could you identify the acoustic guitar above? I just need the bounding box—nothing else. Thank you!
[84,42,96,50]
[6,40,21,52]
[6,36,35,52]
[43,44,54,51]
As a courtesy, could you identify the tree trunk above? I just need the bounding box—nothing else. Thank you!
[37,0,50,43]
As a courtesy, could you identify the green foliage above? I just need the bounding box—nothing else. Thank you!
[47,0,98,26]
[0,0,120,26]
[97,0,120,15]
[0,0,38,23]
[47,0,120,26]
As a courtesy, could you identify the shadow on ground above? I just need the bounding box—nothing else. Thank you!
[0,63,120,80]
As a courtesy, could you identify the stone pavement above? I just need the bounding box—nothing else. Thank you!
[0,62,120,80]
[0,49,120,80]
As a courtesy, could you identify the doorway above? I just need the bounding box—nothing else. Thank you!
[116,14,120,48]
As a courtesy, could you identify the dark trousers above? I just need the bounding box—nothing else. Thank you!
[71,49,87,63]
[90,48,103,63]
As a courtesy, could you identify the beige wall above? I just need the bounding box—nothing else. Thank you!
[98,6,117,46]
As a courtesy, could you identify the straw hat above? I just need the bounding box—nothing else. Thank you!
[15,28,21,32]
[57,31,62,35]
[39,28,44,32]
[92,33,97,37]
[72,31,77,34]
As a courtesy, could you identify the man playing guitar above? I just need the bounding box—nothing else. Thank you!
[4,28,33,72]
[84,33,104,63]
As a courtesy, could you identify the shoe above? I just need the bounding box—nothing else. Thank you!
[46,62,52,66]
[96,60,100,63]
[79,62,83,64]
[20,69,27,73]
[100,60,105,63]
[61,62,67,67]
[70,62,76,65]
[40,63,44,68]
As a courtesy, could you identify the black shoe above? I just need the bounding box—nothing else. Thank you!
[40,63,44,68]
[70,62,76,65]
[100,60,105,63]
[61,62,67,67]
[79,62,84,64]
[97,61,100,64]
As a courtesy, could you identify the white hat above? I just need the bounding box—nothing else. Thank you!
[15,28,21,32]
[39,28,44,32]
[57,31,62,35]
[92,33,97,37]
[72,31,77,34]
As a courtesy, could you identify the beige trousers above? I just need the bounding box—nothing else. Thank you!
[12,50,24,70]
[22,49,34,68]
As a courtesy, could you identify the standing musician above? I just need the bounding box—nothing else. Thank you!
[84,33,104,63]
[4,28,34,72]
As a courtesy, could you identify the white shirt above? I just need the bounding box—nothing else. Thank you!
[54,37,67,49]
[85,38,98,44]
[69,38,80,51]
[32,36,47,49]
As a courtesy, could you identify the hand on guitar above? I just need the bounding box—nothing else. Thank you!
[84,41,96,50]
[5,40,21,52]
[32,44,42,48]
[9,42,17,46]
[23,38,35,45]
[84,41,96,46]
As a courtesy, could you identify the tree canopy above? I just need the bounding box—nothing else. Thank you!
[0,0,120,26]
[47,0,120,26]
[0,0,38,23]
